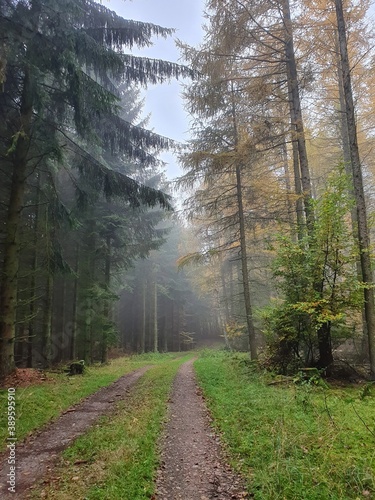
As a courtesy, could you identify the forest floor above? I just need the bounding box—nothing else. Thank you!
[0,356,248,499]
[3,352,373,499]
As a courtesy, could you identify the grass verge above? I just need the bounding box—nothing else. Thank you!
[0,353,179,452]
[194,350,375,500]
[29,354,192,499]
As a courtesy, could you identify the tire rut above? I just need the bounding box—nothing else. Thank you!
[155,359,247,500]
[0,365,151,498]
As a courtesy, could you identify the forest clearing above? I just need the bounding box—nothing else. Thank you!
[0,350,374,499]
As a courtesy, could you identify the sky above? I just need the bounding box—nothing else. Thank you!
[104,0,375,182]
[104,0,206,180]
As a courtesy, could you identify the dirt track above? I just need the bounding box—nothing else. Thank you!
[0,366,150,499]
[155,359,247,499]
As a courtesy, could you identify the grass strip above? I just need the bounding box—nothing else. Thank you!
[30,354,192,499]
[194,350,375,500]
[0,353,178,452]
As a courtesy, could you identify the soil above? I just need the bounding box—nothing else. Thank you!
[155,359,248,500]
[1,368,50,388]
[0,366,150,499]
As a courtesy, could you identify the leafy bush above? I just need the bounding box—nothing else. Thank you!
[260,167,363,373]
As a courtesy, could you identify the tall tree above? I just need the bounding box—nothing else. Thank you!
[334,0,375,377]
[0,0,193,378]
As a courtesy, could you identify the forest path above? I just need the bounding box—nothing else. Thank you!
[0,365,151,499]
[155,358,248,500]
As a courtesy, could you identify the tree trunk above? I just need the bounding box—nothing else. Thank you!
[42,204,54,368]
[140,282,146,353]
[220,260,231,324]
[101,235,111,364]
[281,139,298,240]
[0,68,33,378]
[42,270,53,368]
[235,161,257,360]
[335,0,375,377]
[231,85,257,360]
[153,279,158,353]
[317,322,334,369]
[27,174,41,368]
[282,0,314,234]
[70,243,80,361]
[336,31,368,360]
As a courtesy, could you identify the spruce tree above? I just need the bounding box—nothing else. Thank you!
[0,0,194,377]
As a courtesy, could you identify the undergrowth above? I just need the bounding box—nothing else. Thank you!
[194,351,375,500]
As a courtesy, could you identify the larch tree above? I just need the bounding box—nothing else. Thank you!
[334,0,375,377]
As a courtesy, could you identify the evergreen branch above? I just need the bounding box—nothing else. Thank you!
[57,128,172,210]
[122,55,198,84]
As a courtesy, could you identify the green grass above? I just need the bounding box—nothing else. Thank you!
[194,350,375,500]
[0,354,178,452]
[29,354,192,499]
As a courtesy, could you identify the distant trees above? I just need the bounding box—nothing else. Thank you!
[0,0,194,377]
[116,221,220,353]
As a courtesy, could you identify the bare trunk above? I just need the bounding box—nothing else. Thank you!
[335,0,375,377]
[235,163,258,360]
[101,235,111,364]
[231,85,257,360]
[153,279,158,353]
[42,270,53,368]
[220,260,231,324]
[26,175,41,368]
[281,138,298,240]
[317,322,334,370]
[42,203,54,367]
[0,68,33,378]
[282,0,314,234]
[336,31,368,359]
[140,282,146,353]
[70,243,80,360]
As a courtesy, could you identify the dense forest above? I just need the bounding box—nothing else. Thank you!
[1,0,375,380]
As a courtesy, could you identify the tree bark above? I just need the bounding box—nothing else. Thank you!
[317,322,334,369]
[282,0,314,234]
[26,174,41,368]
[41,204,54,368]
[70,243,80,361]
[335,0,375,377]
[153,279,158,353]
[335,31,368,360]
[231,85,257,360]
[220,260,231,324]
[281,138,298,240]
[101,234,111,364]
[235,161,257,360]
[0,67,33,378]
[140,282,146,353]
[42,269,53,368]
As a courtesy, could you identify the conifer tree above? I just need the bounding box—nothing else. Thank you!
[0,0,194,377]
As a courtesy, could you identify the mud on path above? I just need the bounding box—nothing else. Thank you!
[155,359,248,500]
[0,366,150,499]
